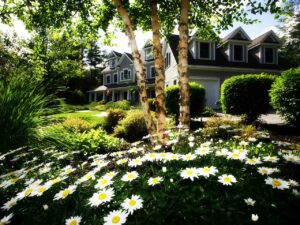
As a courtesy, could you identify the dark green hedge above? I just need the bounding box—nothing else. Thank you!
[165,82,205,119]
[221,74,276,123]
[270,67,300,127]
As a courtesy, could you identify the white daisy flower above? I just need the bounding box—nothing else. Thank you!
[198,166,218,178]
[181,153,196,161]
[117,158,128,165]
[157,152,168,161]
[1,198,17,211]
[195,147,211,156]
[0,213,13,225]
[88,188,115,207]
[121,171,139,182]
[244,198,256,206]
[144,153,157,162]
[95,178,113,189]
[245,157,262,165]
[288,179,299,187]
[263,155,279,163]
[65,216,82,225]
[251,214,259,221]
[265,177,290,190]
[31,184,52,196]
[257,167,278,175]
[180,168,199,181]
[128,157,143,167]
[121,195,143,214]
[153,145,162,151]
[283,154,300,164]
[54,185,77,200]
[103,171,118,180]
[218,174,237,186]
[248,137,257,142]
[104,210,127,225]
[292,189,300,196]
[227,151,246,161]
[216,148,229,156]
[147,177,163,186]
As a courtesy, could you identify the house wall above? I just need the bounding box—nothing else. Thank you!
[165,45,179,87]
[118,56,135,84]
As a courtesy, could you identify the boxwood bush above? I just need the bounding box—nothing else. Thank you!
[103,109,127,133]
[270,67,300,127]
[221,74,275,123]
[165,82,205,119]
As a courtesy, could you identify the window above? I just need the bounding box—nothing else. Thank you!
[120,69,131,81]
[173,80,177,85]
[165,52,171,69]
[113,74,118,83]
[145,48,154,60]
[265,48,274,63]
[233,45,244,61]
[106,75,111,84]
[150,66,155,78]
[199,42,210,59]
[110,58,115,68]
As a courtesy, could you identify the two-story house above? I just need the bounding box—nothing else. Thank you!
[88,27,289,109]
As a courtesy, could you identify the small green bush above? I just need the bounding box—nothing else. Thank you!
[114,110,147,142]
[105,100,131,110]
[221,74,275,123]
[270,67,300,127]
[61,117,92,132]
[67,89,87,105]
[165,82,205,119]
[103,109,127,133]
[40,126,127,153]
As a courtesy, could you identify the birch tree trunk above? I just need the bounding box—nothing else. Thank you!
[150,0,167,144]
[178,0,190,128]
[112,0,156,136]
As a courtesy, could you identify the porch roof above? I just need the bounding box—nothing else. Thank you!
[87,85,107,93]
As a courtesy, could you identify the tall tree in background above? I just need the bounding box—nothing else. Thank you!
[85,42,107,79]
[278,2,300,66]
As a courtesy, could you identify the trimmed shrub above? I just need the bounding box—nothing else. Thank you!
[67,89,87,105]
[61,117,92,132]
[165,82,205,119]
[114,110,148,142]
[270,67,300,127]
[221,74,275,123]
[103,109,127,133]
[105,100,131,110]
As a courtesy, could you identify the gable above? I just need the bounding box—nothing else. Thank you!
[231,32,249,41]
[264,34,280,44]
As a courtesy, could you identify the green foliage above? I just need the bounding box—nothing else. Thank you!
[105,100,131,110]
[200,106,216,117]
[221,74,276,123]
[66,89,87,105]
[114,110,148,142]
[0,76,49,151]
[270,67,300,127]
[165,82,205,119]
[103,109,127,133]
[40,126,126,153]
[61,117,92,132]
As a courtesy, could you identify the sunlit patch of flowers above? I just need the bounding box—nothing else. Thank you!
[0,129,299,225]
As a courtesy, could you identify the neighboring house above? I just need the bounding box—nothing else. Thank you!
[88,27,289,109]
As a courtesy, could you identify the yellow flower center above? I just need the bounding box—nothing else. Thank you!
[112,216,120,224]
[261,169,268,174]
[161,153,167,158]
[100,179,108,185]
[10,178,19,183]
[24,188,33,196]
[66,169,73,174]
[201,149,207,153]
[127,174,134,179]
[38,187,46,193]
[288,157,294,161]
[85,175,92,180]
[8,201,16,207]
[187,170,193,175]
[249,159,256,163]
[69,220,78,225]
[269,157,274,161]
[129,199,136,206]
[149,154,155,158]
[224,177,231,183]
[232,153,239,158]
[272,179,282,187]
[98,193,107,200]
[52,178,60,183]
[152,178,159,184]
[62,189,71,197]
[186,156,192,160]
[203,167,210,173]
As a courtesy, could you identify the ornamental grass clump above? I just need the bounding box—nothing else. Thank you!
[0,129,299,225]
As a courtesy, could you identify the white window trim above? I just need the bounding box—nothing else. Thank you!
[150,66,155,78]
[198,41,211,60]
[264,47,276,64]
[145,47,154,61]
[106,74,111,84]
[232,44,245,62]
[120,68,132,81]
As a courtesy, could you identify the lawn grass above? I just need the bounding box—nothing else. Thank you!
[49,111,106,128]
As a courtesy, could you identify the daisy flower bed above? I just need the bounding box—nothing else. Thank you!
[0,129,299,225]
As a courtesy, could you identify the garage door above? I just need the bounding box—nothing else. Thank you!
[192,78,220,109]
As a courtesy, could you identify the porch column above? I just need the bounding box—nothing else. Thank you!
[127,90,131,101]
[112,90,115,102]
[94,92,97,102]
[102,91,105,101]
[89,93,92,102]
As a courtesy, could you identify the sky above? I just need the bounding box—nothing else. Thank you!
[0,11,281,53]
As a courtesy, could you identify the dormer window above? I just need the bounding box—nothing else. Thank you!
[145,48,154,61]
[233,44,244,62]
[110,58,116,68]
[264,47,274,64]
[106,75,111,84]
[198,42,210,59]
